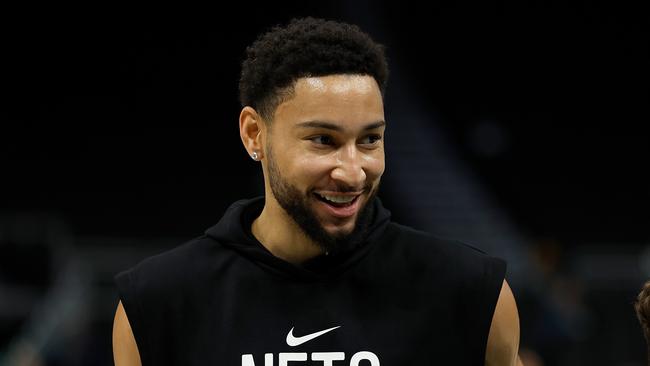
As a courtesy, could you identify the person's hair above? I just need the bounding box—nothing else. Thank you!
[635,280,650,365]
[239,17,389,122]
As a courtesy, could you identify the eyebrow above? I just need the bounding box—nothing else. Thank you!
[296,120,386,132]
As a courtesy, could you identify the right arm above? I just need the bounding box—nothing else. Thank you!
[112,300,142,366]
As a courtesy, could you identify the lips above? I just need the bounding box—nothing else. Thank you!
[314,192,357,205]
[313,192,362,218]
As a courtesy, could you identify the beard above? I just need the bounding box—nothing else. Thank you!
[266,146,378,255]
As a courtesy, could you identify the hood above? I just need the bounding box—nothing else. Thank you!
[205,196,391,281]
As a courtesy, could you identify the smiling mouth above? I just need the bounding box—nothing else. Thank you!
[313,192,360,208]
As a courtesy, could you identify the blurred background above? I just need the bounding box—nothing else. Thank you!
[2,1,648,365]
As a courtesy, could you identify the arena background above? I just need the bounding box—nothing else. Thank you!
[2,1,648,365]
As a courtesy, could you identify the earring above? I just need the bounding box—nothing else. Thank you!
[251,151,259,161]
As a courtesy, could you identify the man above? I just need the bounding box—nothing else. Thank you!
[113,17,522,365]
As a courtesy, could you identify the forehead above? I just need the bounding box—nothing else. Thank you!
[273,74,384,127]
[298,74,378,95]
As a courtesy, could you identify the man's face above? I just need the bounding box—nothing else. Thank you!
[263,74,386,252]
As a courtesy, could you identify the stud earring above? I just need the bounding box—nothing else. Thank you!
[251,151,259,161]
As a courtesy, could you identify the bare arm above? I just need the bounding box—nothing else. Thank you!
[113,300,142,366]
[485,280,521,366]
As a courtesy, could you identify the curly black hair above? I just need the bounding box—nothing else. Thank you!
[239,17,389,122]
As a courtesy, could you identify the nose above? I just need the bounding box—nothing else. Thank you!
[331,143,367,190]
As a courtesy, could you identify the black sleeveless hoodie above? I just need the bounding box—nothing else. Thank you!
[114,197,506,365]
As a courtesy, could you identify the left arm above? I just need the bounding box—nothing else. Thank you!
[485,279,523,366]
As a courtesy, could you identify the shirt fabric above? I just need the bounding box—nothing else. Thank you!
[114,196,506,365]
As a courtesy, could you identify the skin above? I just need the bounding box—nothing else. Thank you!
[113,74,523,365]
[487,280,524,366]
[243,74,386,264]
[113,301,141,366]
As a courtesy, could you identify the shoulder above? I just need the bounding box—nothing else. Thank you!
[386,222,504,266]
[114,235,229,297]
[384,222,507,294]
[113,236,226,364]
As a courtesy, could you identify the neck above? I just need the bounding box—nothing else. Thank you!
[251,196,325,265]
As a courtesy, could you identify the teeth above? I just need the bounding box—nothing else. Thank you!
[317,193,356,203]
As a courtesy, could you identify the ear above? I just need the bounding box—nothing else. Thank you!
[239,106,265,160]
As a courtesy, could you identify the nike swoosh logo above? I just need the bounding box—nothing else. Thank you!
[286,326,341,347]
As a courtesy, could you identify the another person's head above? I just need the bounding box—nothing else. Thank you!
[238,17,389,253]
[635,280,650,365]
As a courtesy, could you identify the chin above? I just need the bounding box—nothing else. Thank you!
[322,219,357,237]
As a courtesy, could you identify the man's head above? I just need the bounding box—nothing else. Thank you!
[238,18,389,253]
[239,17,389,123]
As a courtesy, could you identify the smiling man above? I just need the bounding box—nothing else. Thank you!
[113,17,522,365]
[246,73,386,264]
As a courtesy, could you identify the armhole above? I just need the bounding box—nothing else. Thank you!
[476,257,507,362]
[115,269,150,365]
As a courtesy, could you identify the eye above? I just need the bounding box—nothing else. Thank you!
[360,134,382,145]
[310,135,334,145]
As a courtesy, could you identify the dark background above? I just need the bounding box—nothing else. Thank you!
[2,1,648,365]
